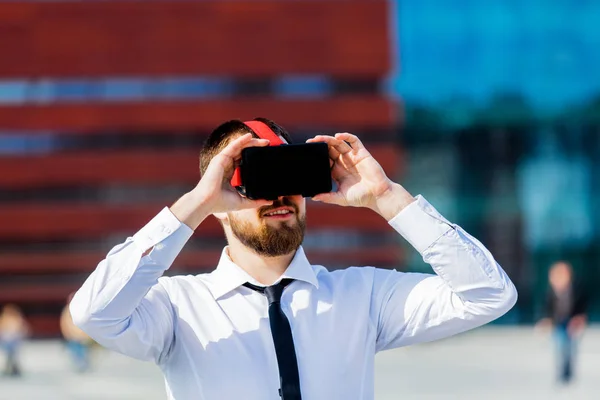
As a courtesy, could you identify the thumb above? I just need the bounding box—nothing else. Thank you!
[312,191,346,206]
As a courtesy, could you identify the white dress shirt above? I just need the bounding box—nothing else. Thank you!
[70,195,517,400]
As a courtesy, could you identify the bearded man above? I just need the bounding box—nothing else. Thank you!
[70,118,517,400]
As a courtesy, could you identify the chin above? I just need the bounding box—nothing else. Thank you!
[273,218,299,227]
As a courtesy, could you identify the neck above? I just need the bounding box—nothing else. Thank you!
[226,240,297,286]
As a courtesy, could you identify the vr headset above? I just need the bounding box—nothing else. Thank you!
[230,121,332,200]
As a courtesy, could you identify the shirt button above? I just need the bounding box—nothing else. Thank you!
[161,225,172,234]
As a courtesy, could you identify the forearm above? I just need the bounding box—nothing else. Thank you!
[170,189,212,231]
[426,228,517,311]
[70,207,193,330]
[390,196,517,311]
[375,196,518,349]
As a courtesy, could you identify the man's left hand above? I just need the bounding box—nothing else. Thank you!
[306,133,415,219]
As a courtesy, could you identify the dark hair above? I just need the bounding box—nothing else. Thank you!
[199,117,292,176]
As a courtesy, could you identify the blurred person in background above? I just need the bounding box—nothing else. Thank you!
[60,293,94,373]
[536,261,588,384]
[69,119,517,399]
[0,304,29,377]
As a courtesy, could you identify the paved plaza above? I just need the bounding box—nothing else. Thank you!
[1,327,599,399]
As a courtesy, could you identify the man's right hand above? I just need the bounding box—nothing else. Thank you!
[170,133,272,229]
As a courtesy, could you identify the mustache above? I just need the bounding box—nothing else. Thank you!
[259,197,298,215]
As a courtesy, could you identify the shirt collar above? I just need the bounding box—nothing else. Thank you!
[206,246,319,300]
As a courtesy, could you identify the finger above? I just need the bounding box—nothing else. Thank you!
[334,132,365,151]
[310,135,352,156]
[212,135,269,172]
[220,133,270,160]
[311,191,346,206]
[327,136,352,155]
[307,136,341,162]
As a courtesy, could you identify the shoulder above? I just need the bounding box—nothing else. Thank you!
[313,264,380,291]
[327,265,378,279]
[313,264,421,283]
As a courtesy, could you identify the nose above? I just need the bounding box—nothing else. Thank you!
[275,195,294,203]
[274,195,301,210]
[278,195,301,203]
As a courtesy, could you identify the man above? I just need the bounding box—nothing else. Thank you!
[70,118,517,399]
[0,304,29,377]
[60,293,94,373]
[537,261,588,384]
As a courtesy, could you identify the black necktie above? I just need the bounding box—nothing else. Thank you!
[243,279,302,400]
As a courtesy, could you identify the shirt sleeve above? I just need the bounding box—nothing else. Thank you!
[69,207,194,363]
[372,195,518,352]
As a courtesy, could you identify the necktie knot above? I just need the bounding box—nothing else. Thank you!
[265,284,284,304]
[244,279,293,305]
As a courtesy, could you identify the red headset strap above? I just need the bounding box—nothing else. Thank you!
[244,120,286,145]
[230,121,286,187]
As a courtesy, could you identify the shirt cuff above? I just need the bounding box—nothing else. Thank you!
[388,195,454,254]
[132,207,194,253]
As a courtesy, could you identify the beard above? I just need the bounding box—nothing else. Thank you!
[228,200,306,257]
